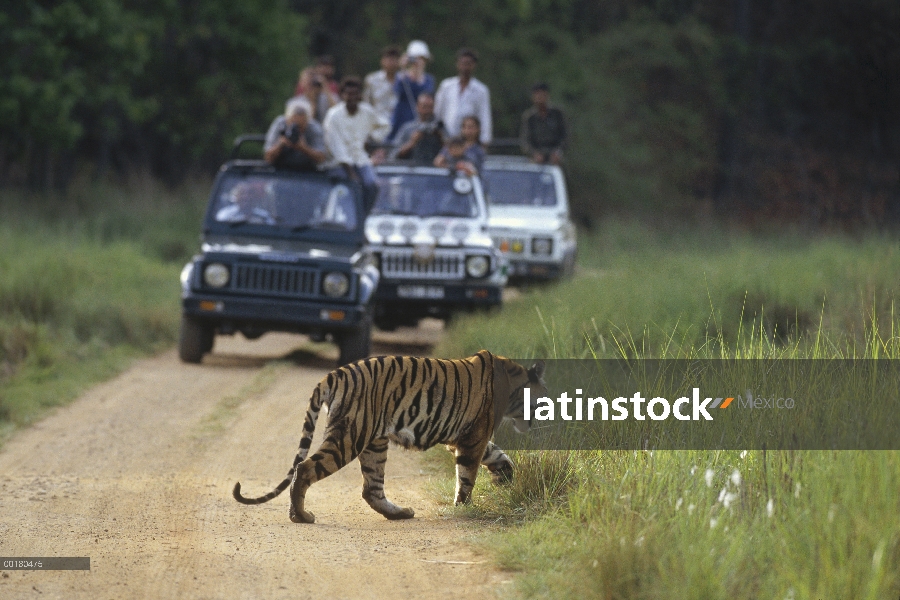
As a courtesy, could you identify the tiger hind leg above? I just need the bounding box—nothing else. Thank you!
[359,437,415,520]
[289,420,358,524]
[481,441,514,484]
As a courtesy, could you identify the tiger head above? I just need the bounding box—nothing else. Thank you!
[491,353,547,434]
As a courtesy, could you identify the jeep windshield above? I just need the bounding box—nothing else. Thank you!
[210,172,359,231]
[371,173,478,218]
[483,169,557,207]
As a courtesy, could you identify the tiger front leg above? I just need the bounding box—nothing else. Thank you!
[481,441,514,484]
[359,438,415,520]
[454,441,489,505]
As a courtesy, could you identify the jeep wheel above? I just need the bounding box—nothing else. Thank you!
[337,312,372,366]
[179,315,214,364]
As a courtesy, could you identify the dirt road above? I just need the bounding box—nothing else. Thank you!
[0,327,509,599]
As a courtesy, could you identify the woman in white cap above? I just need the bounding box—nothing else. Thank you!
[389,40,436,141]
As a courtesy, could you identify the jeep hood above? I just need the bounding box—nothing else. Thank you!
[201,234,361,261]
[488,206,564,232]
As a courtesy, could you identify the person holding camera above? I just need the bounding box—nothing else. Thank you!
[390,92,444,163]
[263,98,327,171]
[389,40,436,141]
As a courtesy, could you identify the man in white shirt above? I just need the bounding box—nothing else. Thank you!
[323,76,390,212]
[363,45,401,123]
[434,48,492,144]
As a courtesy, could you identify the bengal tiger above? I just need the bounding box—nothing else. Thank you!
[233,350,546,523]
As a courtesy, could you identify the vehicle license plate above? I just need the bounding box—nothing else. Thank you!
[396,285,445,299]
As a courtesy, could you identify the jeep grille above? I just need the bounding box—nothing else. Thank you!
[232,263,320,297]
[380,250,464,280]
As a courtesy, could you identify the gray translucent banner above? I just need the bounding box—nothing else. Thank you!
[495,360,900,450]
[0,557,90,570]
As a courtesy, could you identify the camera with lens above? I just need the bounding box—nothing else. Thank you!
[417,120,444,136]
[283,123,302,145]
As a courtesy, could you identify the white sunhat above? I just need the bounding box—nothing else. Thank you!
[285,97,312,118]
[406,40,431,60]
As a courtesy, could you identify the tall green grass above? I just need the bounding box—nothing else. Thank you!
[0,179,207,439]
[434,219,900,599]
[439,218,900,359]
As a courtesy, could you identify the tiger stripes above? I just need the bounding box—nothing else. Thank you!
[233,349,547,523]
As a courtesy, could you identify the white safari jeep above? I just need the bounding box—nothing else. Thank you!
[366,164,507,330]
[483,156,577,281]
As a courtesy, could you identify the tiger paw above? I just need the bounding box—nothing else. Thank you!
[384,507,415,520]
[490,464,514,485]
[289,506,316,524]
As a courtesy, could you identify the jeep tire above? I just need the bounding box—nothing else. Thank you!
[179,315,214,363]
[337,311,372,366]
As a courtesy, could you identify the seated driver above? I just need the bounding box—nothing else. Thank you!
[216,181,277,224]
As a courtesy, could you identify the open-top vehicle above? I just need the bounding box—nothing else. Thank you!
[365,163,507,330]
[179,150,378,365]
[482,156,577,281]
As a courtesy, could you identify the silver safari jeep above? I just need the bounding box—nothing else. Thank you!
[483,156,577,281]
[365,164,507,330]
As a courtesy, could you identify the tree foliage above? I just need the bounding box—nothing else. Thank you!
[1,0,306,186]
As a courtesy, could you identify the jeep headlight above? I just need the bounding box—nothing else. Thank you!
[322,272,350,297]
[203,263,230,288]
[399,220,418,239]
[465,255,490,278]
[376,220,395,239]
[532,237,553,256]
[451,223,470,241]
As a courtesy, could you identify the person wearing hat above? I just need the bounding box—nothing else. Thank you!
[520,82,567,164]
[389,40,436,141]
[434,47,492,144]
[263,97,327,171]
[364,45,402,123]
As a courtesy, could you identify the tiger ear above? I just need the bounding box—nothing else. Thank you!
[528,360,546,383]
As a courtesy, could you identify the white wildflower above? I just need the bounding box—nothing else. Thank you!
[687,503,696,515]
[690,466,697,476]
[873,541,886,570]
[730,469,742,487]
[723,492,738,509]
[718,487,727,503]
[794,482,802,499]
[705,468,714,488]
[592,560,598,568]
[766,498,774,518]
[675,497,683,511]
[709,517,718,529]
[740,450,747,460]
[635,536,644,548]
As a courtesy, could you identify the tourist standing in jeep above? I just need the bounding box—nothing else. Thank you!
[520,82,567,165]
[263,98,327,171]
[390,92,445,163]
[323,76,391,212]
[434,48,493,145]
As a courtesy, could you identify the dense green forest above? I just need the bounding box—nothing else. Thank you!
[3,0,899,221]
